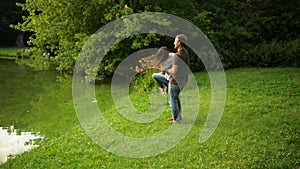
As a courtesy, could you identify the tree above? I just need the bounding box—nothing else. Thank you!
[13,0,206,76]
[13,0,299,75]
[0,0,26,47]
[197,0,300,68]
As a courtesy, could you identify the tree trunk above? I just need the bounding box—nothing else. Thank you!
[16,31,25,48]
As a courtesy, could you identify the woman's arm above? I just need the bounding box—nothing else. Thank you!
[167,64,178,75]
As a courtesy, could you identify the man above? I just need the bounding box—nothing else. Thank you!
[166,34,189,124]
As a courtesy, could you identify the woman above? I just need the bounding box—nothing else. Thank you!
[135,46,173,94]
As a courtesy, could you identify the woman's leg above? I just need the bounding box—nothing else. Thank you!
[152,73,168,89]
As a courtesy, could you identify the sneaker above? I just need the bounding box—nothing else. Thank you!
[168,118,182,124]
[173,120,182,124]
[168,120,174,124]
[167,118,173,121]
[168,120,182,124]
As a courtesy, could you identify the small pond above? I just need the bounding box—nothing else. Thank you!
[0,58,60,164]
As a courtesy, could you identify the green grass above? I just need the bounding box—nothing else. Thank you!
[0,47,20,58]
[1,68,299,168]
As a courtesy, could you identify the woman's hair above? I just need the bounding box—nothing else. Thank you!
[140,46,169,69]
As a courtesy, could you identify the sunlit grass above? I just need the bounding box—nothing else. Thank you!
[0,67,299,168]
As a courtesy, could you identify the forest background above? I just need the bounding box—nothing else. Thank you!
[0,0,299,77]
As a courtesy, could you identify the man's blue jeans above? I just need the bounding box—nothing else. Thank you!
[168,83,182,123]
[152,73,168,89]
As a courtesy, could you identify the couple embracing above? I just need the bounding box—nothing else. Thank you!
[138,34,189,124]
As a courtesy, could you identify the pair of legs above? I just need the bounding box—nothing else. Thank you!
[152,73,182,123]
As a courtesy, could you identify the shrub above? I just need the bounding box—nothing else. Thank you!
[248,39,300,67]
[130,69,157,93]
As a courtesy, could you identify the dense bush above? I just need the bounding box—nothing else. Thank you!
[12,0,299,77]
[248,39,300,67]
[200,0,300,69]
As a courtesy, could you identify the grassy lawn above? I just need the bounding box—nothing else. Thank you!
[1,68,299,168]
[0,47,20,58]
